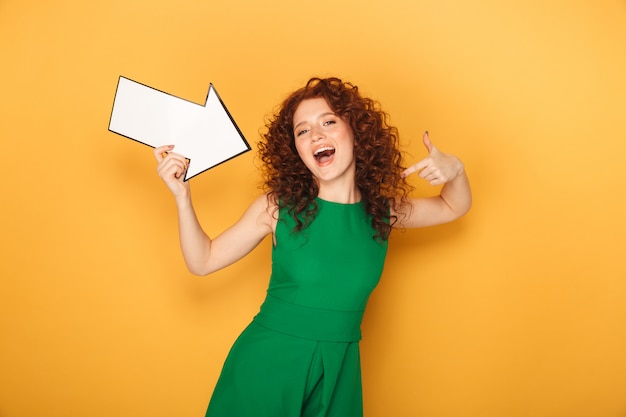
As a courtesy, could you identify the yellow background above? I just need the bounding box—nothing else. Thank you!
[1,1,625,416]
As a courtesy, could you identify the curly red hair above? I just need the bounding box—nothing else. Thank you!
[258,77,412,240]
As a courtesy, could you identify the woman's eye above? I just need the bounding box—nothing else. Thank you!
[296,129,308,137]
[324,120,336,126]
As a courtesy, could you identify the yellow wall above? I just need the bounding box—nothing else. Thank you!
[1,1,625,416]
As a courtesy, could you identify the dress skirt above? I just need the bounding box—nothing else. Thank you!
[205,295,366,417]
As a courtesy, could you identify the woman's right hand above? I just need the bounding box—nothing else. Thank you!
[154,145,190,199]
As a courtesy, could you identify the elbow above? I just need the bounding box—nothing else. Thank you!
[188,267,212,277]
[446,197,472,223]
[183,248,221,276]
[454,199,472,221]
[459,198,472,218]
[186,261,218,277]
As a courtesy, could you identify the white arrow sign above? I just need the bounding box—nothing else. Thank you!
[109,76,250,181]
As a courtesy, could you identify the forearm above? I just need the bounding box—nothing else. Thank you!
[440,168,472,218]
[174,194,213,275]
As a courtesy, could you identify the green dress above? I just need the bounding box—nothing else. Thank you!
[205,198,388,417]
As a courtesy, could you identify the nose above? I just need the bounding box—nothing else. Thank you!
[311,127,324,142]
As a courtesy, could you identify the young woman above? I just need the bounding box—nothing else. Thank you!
[154,77,471,417]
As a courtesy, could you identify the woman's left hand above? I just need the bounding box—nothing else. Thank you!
[402,131,464,186]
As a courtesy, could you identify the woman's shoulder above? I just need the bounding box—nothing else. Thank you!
[248,192,279,229]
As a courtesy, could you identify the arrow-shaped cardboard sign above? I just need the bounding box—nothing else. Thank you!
[109,76,250,181]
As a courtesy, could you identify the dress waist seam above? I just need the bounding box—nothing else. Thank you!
[253,295,364,342]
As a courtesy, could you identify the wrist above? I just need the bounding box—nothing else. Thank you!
[457,161,465,177]
[174,189,192,208]
[453,157,465,179]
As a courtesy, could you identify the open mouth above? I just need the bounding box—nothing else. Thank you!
[313,146,335,164]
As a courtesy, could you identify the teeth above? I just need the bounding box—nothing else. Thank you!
[314,146,335,156]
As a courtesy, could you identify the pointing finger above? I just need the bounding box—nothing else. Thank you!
[401,158,430,178]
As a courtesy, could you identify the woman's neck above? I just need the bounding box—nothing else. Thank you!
[317,181,361,204]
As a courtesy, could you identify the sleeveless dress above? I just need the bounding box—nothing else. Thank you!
[205,198,388,417]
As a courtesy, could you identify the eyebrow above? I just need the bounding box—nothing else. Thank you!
[293,112,336,133]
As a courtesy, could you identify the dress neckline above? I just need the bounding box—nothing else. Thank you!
[315,197,363,207]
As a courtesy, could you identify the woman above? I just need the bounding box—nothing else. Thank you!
[154,77,471,417]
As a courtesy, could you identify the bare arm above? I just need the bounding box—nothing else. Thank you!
[392,132,472,228]
[154,145,275,275]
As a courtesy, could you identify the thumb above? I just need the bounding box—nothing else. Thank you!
[423,131,435,154]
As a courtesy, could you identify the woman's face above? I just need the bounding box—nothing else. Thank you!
[292,97,356,185]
